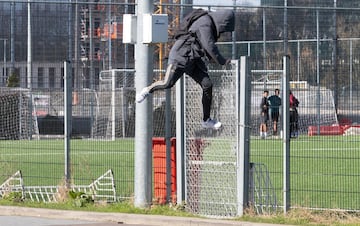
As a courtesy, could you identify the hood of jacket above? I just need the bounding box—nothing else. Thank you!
[209,10,235,37]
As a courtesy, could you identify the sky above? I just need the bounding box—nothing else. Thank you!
[193,0,261,7]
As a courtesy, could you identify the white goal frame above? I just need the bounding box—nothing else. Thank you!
[95,69,135,140]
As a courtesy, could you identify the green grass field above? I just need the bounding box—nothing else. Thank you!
[252,136,360,211]
[1,135,360,211]
[0,139,135,198]
[189,135,360,214]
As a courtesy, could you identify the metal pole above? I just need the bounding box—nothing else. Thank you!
[124,1,129,70]
[262,8,267,90]
[3,40,6,86]
[237,57,250,216]
[10,1,15,77]
[123,0,129,138]
[332,0,338,114]
[165,89,172,203]
[107,0,112,70]
[262,9,266,69]
[134,0,154,208]
[89,4,94,89]
[232,0,236,59]
[282,55,290,213]
[64,61,72,186]
[176,0,191,205]
[297,41,300,81]
[283,0,288,54]
[68,0,72,63]
[176,75,185,204]
[27,0,32,90]
[27,0,33,139]
[74,1,79,89]
[65,0,73,187]
[350,40,353,113]
[316,9,321,135]
[111,70,116,140]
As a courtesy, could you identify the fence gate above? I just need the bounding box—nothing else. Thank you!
[183,58,281,217]
[184,61,239,217]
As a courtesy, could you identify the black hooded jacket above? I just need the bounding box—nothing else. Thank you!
[168,9,235,66]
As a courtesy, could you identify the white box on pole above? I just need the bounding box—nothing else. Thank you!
[123,14,137,44]
[143,14,168,44]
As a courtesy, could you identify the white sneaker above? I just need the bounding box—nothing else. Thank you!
[136,87,149,103]
[202,118,222,130]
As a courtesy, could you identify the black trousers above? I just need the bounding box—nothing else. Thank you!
[147,61,213,122]
[290,109,298,134]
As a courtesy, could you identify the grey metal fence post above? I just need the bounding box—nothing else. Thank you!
[332,0,338,114]
[165,89,172,203]
[111,70,116,140]
[350,40,353,113]
[27,0,33,139]
[316,9,321,135]
[176,1,191,205]
[176,77,185,205]
[2,39,6,86]
[10,2,15,77]
[282,55,290,213]
[64,61,72,186]
[107,0,112,70]
[237,57,251,216]
[283,0,288,54]
[176,77,186,204]
[27,0,32,90]
[134,0,154,208]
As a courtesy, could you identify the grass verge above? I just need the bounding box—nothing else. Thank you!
[2,198,360,226]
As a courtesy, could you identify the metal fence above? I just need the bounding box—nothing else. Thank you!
[1,0,360,218]
[183,57,360,217]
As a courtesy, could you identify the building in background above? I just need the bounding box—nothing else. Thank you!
[0,0,135,90]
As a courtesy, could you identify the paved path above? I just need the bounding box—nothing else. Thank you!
[0,206,293,226]
[0,215,146,226]
[0,216,103,226]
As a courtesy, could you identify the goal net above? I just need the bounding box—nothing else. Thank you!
[0,88,39,140]
[290,84,338,134]
[91,69,135,139]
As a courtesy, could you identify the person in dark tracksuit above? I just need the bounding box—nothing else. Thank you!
[136,10,235,130]
[268,88,282,136]
[289,90,299,138]
[259,90,269,139]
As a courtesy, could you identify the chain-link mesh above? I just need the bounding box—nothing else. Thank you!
[185,63,238,217]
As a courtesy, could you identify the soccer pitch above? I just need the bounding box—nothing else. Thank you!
[1,135,360,210]
[251,135,360,210]
[0,139,135,199]
[190,135,360,212]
